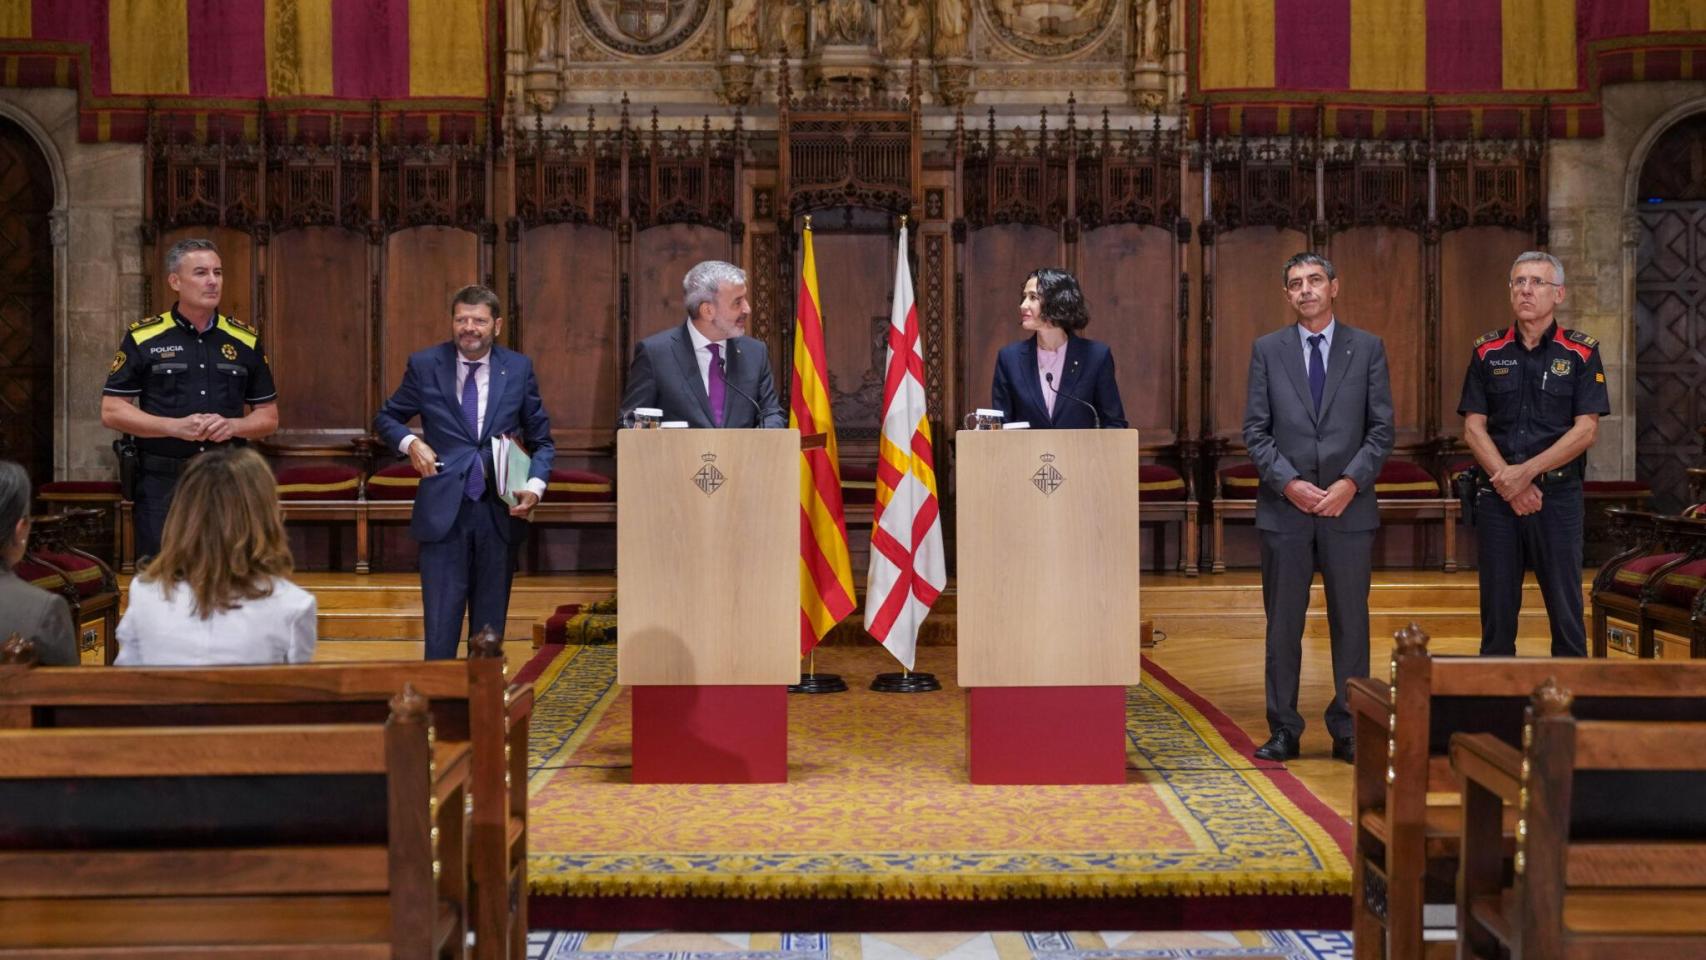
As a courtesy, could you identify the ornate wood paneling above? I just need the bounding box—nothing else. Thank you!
[0,116,54,483]
[380,227,480,402]
[630,223,728,344]
[1077,224,1177,443]
[809,226,894,436]
[1635,202,1706,513]
[962,224,1058,418]
[1208,228,1306,446]
[1438,227,1531,440]
[267,227,370,439]
[520,223,620,444]
[1330,227,1425,447]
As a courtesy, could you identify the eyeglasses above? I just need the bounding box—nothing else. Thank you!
[1509,277,1561,291]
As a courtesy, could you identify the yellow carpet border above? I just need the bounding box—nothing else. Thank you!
[525,648,1351,901]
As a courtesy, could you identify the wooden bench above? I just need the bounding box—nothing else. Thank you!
[1211,460,1459,573]
[1346,623,1706,960]
[0,679,471,957]
[1454,681,1706,958]
[0,628,530,960]
[1591,509,1706,659]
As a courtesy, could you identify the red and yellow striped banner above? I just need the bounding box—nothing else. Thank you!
[792,223,857,655]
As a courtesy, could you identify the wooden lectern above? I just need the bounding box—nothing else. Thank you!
[617,428,799,783]
[957,429,1143,784]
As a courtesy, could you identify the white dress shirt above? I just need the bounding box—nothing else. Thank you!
[1297,317,1337,372]
[687,321,722,395]
[399,349,546,499]
[116,575,317,666]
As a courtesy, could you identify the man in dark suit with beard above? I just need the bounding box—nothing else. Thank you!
[617,260,785,429]
[1242,252,1395,765]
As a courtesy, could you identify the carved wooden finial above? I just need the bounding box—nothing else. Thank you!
[1394,622,1430,657]
[468,626,504,659]
[390,683,430,722]
[0,633,38,666]
[1531,677,1574,719]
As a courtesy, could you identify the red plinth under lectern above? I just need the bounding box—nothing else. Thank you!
[966,686,1128,784]
[631,685,788,783]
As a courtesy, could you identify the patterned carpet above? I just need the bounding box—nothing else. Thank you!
[523,644,1351,905]
[525,931,1357,960]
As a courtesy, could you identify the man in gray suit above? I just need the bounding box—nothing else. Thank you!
[618,260,785,429]
[1242,252,1394,764]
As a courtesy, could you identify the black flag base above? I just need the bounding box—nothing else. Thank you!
[870,671,941,693]
[788,673,848,694]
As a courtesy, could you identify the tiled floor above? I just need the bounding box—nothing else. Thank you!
[524,932,1355,960]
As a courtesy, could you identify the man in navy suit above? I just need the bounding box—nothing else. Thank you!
[1242,253,1393,765]
[617,260,785,429]
[375,285,554,659]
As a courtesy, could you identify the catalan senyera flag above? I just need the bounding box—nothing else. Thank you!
[863,224,945,672]
[792,223,857,655]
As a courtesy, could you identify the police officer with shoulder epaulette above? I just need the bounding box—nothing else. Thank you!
[1457,251,1609,657]
[100,238,278,559]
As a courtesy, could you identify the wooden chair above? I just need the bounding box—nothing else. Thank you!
[1454,680,1706,958]
[1591,510,1706,659]
[15,512,120,663]
[0,628,531,960]
[0,681,471,957]
[1345,623,1706,960]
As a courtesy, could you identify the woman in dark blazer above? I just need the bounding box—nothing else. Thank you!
[990,267,1128,429]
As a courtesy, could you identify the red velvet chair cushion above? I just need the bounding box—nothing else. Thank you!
[1139,464,1187,502]
[841,463,877,506]
[1685,504,1706,520]
[1584,480,1652,496]
[365,462,421,501]
[14,559,67,592]
[1654,558,1706,607]
[1610,552,1685,599]
[1218,463,1260,500]
[544,469,613,503]
[274,464,361,501]
[37,480,123,500]
[1375,460,1442,499]
[24,552,105,598]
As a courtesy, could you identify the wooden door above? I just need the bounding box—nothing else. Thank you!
[0,117,54,485]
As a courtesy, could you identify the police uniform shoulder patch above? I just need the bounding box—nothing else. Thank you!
[1473,329,1504,347]
[1565,329,1598,348]
[222,315,258,336]
[109,350,126,375]
[128,312,174,345]
[127,314,167,333]
[216,315,259,349]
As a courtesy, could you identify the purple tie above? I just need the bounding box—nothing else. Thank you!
[462,361,484,500]
[706,343,727,427]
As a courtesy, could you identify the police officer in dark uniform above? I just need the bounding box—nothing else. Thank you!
[100,238,278,559]
[1457,251,1609,657]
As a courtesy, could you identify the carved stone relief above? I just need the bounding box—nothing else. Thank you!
[981,0,1120,58]
[575,0,712,57]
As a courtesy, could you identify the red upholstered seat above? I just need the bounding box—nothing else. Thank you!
[1139,464,1187,502]
[365,462,421,501]
[274,464,361,501]
[841,463,877,506]
[21,552,106,598]
[1653,558,1706,607]
[1609,552,1685,599]
[543,603,581,645]
[38,480,122,499]
[1218,462,1260,500]
[1685,504,1706,520]
[14,558,68,593]
[1584,480,1652,495]
[1375,460,1442,499]
[544,468,613,503]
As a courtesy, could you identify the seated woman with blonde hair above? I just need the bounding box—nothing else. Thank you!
[116,447,315,665]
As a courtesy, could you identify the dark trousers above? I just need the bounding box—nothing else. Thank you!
[1260,525,1374,741]
[1476,479,1586,657]
[419,495,517,660]
[133,469,177,560]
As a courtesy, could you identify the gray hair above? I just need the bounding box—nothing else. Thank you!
[0,460,29,550]
[683,260,746,321]
[164,238,220,276]
[1512,251,1565,285]
[1281,251,1336,284]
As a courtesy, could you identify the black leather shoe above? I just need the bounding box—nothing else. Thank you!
[1332,736,1356,764]
[1253,730,1300,762]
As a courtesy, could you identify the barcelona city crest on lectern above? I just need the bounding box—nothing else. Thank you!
[1031,454,1063,496]
[693,453,725,496]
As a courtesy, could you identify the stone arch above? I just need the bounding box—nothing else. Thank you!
[1625,99,1706,510]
